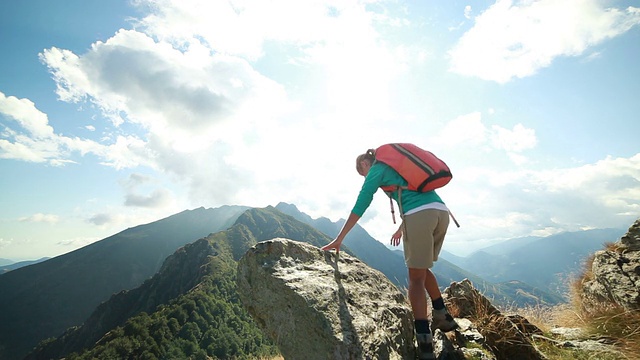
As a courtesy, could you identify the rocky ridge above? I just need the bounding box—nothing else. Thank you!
[237,238,415,359]
[237,229,639,359]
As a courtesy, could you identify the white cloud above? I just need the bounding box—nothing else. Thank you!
[0,91,106,165]
[28,0,409,213]
[490,123,537,152]
[121,173,174,208]
[449,0,640,83]
[87,213,125,227]
[432,112,488,147]
[41,31,290,136]
[3,0,637,260]
[98,135,152,170]
[19,213,60,224]
[440,152,640,251]
[0,93,54,138]
[431,112,537,164]
[39,28,293,182]
[125,189,173,208]
[133,0,378,59]
[56,236,101,248]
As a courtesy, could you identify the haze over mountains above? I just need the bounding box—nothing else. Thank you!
[444,228,625,296]
[0,203,624,359]
[0,205,250,359]
[0,258,49,274]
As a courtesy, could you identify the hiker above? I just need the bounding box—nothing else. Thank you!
[321,148,458,360]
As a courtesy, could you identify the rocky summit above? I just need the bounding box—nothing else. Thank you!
[236,229,638,360]
[236,238,416,360]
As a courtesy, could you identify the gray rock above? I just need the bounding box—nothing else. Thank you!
[236,238,416,360]
[549,327,585,340]
[236,236,634,360]
[621,218,640,250]
[533,332,623,357]
[582,218,640,310]
[444,279,547,360]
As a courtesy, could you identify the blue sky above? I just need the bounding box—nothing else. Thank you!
[1,0,639,261]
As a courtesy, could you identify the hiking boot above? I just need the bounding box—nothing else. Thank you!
[416,333,435,360]
[431,308,459,332]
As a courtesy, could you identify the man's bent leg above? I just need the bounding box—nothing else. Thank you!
[424,268,442,301]
[408,267,428,319]
[409,268,435,359]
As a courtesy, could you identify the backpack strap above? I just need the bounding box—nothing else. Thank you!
[387,186,408,225]
[386,187,461,228]
[448,209,461,228]
[389,197,396,224]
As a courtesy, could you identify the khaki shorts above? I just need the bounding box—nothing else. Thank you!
[402,209,449,269]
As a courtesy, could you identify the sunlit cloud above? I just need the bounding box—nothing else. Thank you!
[445,153,640,247]
[18,213,60,224]
[433,112,488,147]
[31,0,410,212]
[1,0,638,260]
[432,112,537,163]
[0,93,54,138]
[449,0,640,83]
[491,123,537,152]
[56,236,101,248]
[464,5,472,19]
[0,91,106,165]
[123,175,174,209]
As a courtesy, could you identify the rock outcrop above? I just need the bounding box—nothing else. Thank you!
[237,238,416,360]
[444,279,547,360]
[581,218,640,311]
[235,238,549,360]
[237,235,631,360]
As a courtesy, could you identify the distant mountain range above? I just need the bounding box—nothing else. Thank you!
[275,203,563,305]
[0,203,623,359]
[0,257,50,274]
[0,205,250,360]
[26,207,333,360]
[0,258,13,266]
[443,228,626,297]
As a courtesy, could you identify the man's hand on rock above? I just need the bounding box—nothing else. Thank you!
[321,239,343,254]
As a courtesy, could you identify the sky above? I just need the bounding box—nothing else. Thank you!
[1,0,639,261]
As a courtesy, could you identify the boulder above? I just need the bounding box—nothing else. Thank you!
[444,279,547,360]
[237,238,416,360]
[621,218,640,251]
[582,218,640,310]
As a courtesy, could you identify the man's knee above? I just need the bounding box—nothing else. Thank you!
[408,268,427,284]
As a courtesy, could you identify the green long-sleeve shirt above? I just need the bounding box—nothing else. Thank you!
[351,162,444,216]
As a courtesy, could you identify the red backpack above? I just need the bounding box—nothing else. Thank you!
[374,143,459,227]
[375,143,452,193]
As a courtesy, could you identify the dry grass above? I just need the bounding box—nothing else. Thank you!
[445,285,547,359]
[569,288,640,360]
[507,239,640,360]
[511,302,585,332]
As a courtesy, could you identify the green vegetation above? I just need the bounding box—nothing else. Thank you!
[28,207,312,360]
[21,206,637,359]
[62,243,279,360]
[0,206,250,359]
